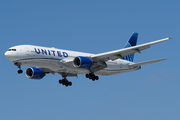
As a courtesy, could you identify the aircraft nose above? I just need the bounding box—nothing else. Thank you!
[5,51,12,60]
[4,51,9,57]
[4,51,17,61]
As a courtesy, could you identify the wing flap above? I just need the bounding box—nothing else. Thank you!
[90,61,107,72]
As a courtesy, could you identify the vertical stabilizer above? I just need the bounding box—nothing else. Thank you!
[123,32,138,62]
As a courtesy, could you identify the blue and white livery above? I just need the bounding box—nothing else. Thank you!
[4,33,172,87]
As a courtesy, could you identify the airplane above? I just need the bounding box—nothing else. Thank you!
[4,33,172,87]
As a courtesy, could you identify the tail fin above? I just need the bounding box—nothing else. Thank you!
[123,32,138,62]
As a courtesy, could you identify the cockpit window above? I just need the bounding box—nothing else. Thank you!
[8,49,16,51]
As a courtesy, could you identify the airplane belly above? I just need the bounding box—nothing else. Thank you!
[18,57,89,74]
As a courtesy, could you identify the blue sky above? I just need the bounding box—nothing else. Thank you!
[0,0,179,120]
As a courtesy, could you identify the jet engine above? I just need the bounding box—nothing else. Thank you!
[73,56,92,69]
[26,67,45,79]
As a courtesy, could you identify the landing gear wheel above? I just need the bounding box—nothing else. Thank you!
[59,80,62,84]
[18,70,23,74]
[62,82,65,85]
[95,76,99,80]
[86,74,89,78]
[86,73,99,81]
[59,78,72,87]
[68,82,72,86]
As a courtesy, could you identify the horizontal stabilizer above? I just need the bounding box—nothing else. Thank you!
[128,58,167,68]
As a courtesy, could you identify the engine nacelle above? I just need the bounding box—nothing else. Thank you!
[26,67,45,79]
[73,56,92,69]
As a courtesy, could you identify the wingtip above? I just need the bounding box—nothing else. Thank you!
[162,58,167,60]
[169,37,174,39]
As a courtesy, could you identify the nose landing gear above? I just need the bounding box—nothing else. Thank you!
[14,62,23,74]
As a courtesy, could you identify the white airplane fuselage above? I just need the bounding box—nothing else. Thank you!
[4,32,171,87]
[5,45,140,76]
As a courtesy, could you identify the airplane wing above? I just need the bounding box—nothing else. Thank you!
[91,37,172,62]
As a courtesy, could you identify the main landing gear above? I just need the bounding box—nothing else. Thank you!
[14,62,23,74]
[86,73,99,81]
[59,78,72,87]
